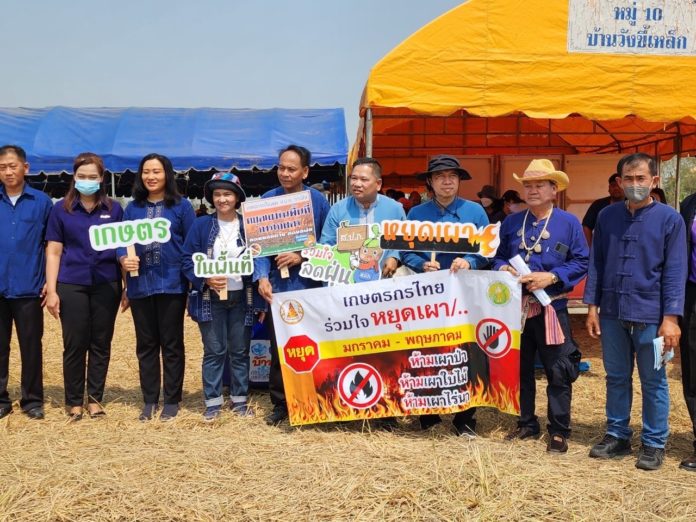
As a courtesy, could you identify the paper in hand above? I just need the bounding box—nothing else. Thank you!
[653,336,674,370]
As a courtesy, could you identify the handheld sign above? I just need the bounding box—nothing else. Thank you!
[192,249,255,300]
[380,219,500,257]
[89,218,172,278]
[242,191,316,278]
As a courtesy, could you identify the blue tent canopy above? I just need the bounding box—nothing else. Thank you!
[0,107,348,173]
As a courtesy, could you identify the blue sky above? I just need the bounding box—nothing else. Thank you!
[1,1,462,142]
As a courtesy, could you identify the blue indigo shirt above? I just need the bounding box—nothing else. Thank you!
[253,186,330,293]
[400,198,490,272]
[45,199,124,285]
[319,194,406,266]
[492,207,588,311]
[117,198,195,299]
[0,184,53,298]
[584,201,686,323]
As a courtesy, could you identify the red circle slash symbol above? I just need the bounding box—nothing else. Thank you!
[475,318,511,359]
[337,362,383,409]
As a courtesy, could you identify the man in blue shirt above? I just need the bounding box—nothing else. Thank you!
[585,153,687,471]
[401,155,489,437]
[255,145,330,425]
[320,157,405,278]
[493,160,588,453]
[0,145,53,420]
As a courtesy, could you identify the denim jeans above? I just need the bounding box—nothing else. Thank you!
[599,318,670,448]
[198,290,251,407]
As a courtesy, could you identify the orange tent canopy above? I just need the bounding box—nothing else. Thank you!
[352,0,696,177]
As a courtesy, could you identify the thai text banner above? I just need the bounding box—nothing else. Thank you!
[271,270,522,426]
[242,191,316,257]
[567,0,696,55]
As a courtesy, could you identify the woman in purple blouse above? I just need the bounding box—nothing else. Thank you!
[45,153,125,421]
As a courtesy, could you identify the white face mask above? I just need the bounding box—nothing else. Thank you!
[480,197,493,208]
[509,203,524,213]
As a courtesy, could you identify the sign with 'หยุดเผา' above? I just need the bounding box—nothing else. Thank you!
[270,269,521,426]
[89,217,171,251]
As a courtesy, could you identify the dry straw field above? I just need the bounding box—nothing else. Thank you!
[1,311,695,521]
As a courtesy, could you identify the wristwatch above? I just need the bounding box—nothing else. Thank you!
[550,272,559,284]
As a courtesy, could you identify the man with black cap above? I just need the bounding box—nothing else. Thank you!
[401,155,490,436]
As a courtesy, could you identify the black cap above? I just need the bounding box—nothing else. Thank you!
[417,155,471,181]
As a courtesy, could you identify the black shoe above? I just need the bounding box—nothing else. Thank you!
[505,426,541,441]
[679,451,696,471]
[371,417,399,432]
[160,403,180,421]
[419,414,442,430]
[0,405,13,420]
[25,407,44,420]
[547,434,568,453]
[452,412,476,438]
[265,405,288,426]
[139,403,159,421]
[589,434,632,459]
[636,444,665,471]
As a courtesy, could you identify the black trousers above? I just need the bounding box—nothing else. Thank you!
[0,297,44,411]
[264,311,286,408]
[58,282,120,407]
[680,282,696,450]
[518,308,581,438]
[130,293,186,405]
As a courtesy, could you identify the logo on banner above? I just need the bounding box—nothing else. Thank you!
[475,318,511,359]
[279,299,304,324]
[337,362,383,409]
[487,282,511,306]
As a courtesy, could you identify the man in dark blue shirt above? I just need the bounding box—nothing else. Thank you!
[585,153,686,471]
[0,145,53,420]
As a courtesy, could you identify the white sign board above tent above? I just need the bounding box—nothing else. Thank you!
[567,0,696,55]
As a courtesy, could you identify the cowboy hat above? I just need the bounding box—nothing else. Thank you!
[416,155,471,181]
[512,159,569,192]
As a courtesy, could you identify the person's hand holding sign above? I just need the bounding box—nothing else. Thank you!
[381,257,398,278]
[206,276,228,296]
[275,252,302,269]
[449,257,471,273]
[119,254,140,274]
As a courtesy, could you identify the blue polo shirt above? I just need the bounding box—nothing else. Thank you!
[46,198,124,285]
[0,184,53,298]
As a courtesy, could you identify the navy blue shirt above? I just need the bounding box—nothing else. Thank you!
[584,201,686,323]
[0,184,53,298]
[117,198,195,299]
[46,199,124,285]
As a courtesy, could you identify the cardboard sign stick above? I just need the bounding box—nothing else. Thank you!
[127,245,139,277]
[219,279,228,300]
[280,266,290,279]
[430,252,436,265]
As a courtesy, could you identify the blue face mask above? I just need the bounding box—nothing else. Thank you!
[75,180,100,196]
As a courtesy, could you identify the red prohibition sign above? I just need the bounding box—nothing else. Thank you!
[475,318,512,359]
[337,362,383,409]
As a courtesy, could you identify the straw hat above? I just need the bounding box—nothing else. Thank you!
[512,159,569,192]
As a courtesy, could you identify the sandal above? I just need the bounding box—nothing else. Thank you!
[67,408,83,422]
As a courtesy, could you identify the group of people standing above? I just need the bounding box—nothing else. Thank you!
[1,142,696,472]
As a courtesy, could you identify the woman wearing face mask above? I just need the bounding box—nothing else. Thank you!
[45,153,125,421]
[502,190,527,216]
[118,153,195,421]
[477,185,506,223]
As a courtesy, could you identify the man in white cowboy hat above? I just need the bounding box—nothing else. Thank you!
[401,154,490,437]
[492,159,588,454]
[585,153,686,471]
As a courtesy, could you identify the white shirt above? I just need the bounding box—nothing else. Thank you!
[213,219,244,291]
